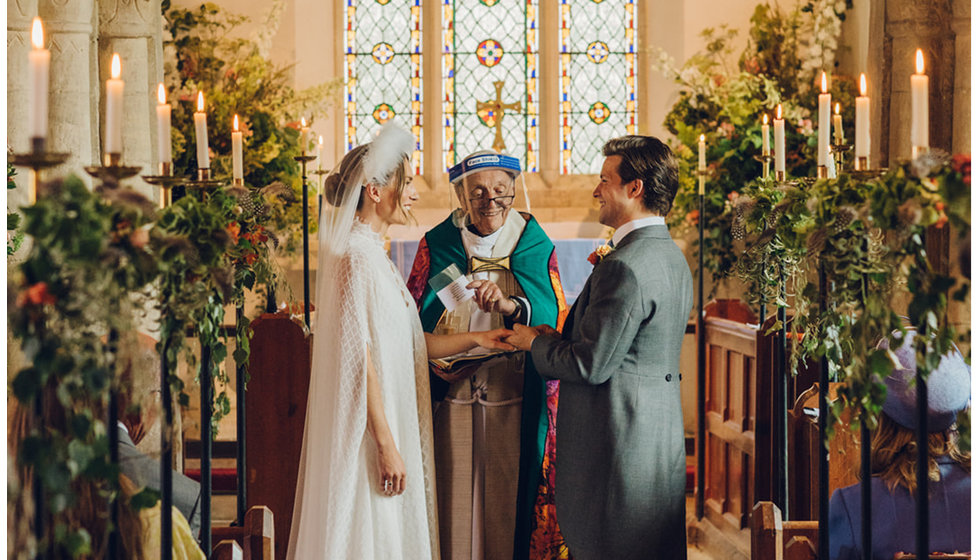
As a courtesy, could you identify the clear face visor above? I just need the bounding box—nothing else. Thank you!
[452,170,531,218]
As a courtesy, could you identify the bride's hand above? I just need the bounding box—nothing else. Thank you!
[377,442,407,497]
[472,328,516,351]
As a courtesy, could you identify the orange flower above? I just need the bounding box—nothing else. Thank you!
[129,228,149,250]
[244,252,258,265]
[226,222,241,242]
[586,244,614,265]
[18,282,56,307]
[686,209,700,226]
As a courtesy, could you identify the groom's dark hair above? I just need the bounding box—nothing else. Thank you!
[602,135,679,216]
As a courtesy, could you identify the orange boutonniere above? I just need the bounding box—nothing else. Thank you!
[587,244,614,265]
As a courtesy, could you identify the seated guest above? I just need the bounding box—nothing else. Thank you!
[829,329,971,560]
[118,332,202,537]
[121,474,205,560]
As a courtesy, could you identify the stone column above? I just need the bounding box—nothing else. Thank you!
[881,0,960,165]
[98,0,164,200]
[38,0,97,184]
[949,0,969,155]
[7,0,38,208]
[538,0,559,188]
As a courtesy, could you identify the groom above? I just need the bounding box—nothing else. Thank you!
[507,135,692,559]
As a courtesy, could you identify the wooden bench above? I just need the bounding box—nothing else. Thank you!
[210,505,275,560]
[751,501,817,560]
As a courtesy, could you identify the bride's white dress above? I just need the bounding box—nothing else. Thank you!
[287,220,439,559]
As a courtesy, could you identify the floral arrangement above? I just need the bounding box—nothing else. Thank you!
[732,152,970,441]
[163,1,341,253]
[8,175,289,555]
[655,1,854,290]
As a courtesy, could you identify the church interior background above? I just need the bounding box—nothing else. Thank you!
[6,0,972,557]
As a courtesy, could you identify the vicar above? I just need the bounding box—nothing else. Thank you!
[407,150,568,559]
[508,136,693,559]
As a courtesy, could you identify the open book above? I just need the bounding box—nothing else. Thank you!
[429,349,520,375]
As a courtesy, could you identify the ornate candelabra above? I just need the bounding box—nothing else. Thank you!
[141,162,188,208]
[10,139,70,203]
[753,154,773,180]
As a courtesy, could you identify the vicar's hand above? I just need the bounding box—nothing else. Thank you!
[467,279,517,316]
[507,323,543,351]
[376,441,407,497]
[472,328,516,352]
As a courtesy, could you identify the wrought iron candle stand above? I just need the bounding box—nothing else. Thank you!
[294,154,316,329]
[695,167,708,521]
[311,167,329,222]
[84,154,145,560]
[10,139,70,558]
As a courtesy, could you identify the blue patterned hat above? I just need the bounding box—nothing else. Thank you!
[877,329,971,432]
[448,150,521,185]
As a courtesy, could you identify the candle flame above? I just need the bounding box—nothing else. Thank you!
[233,114,240,131]
[301,117,307,128]
[820,71,827,93]
[915,49,925,74]
[110,53,121,79]
[777,104,782,120]
[699,134,705,143]
[835,102,840,115]
[157,83,166,104]
[31,18,44,49]
[859,73,867,96]
[762,114,768,125]
[197,91,205,112]
[318,135,324,146]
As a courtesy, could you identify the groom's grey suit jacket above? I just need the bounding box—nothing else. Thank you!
[529,224,692,560]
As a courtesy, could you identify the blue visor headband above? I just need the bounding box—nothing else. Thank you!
[448,153,522,184]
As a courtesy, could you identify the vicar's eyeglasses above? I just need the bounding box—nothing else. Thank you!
[468,194,515,207]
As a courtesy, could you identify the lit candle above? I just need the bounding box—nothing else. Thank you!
[300,117,310,154]
[28,17,50,144]
[910,49,929,153]
[855,73,871,164]
[697,134,706,195]
[761,114,770,156]
[833,103,843,144]
[774,104,786,176]
[818,71,830,169]
[156,84,172,167]
[232,114,243,182]
[316,135,324,171]
[194,91,210,169]
[105,53,125,155]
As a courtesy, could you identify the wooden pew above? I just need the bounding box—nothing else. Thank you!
[787,383,860,520]
[213,539,244,560]
[210,505,275,560]
[244,313,312,560]
[750,501,817,560]
[701,299,772,540]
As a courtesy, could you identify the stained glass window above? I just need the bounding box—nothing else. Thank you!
[559,0,636,174]
[345,0,423,173]
[444,0,539,172]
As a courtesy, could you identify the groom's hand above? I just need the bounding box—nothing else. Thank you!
[507,323,542,351]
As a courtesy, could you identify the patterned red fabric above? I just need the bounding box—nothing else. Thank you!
[548,249,569,332]
[528,379,571,558]
[406,237,430,308]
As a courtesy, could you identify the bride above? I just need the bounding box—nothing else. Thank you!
[287,123,513,559]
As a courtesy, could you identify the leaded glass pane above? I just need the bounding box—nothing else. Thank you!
[345,0,423,173]
[560,0,636,174]
[444,0,538,172]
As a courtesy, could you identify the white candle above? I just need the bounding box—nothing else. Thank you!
[316,135,324,171]
[855,73,871,162]
[774,104,786,175]
[833,103,843,144]
[910,49,929,152]
[156,83,172,166]
[105,53,124,155]
[818,71,830,169]
[28,17,50,143]
[761,114,770,156]
[232,114,243,181]
[697,134,706,195]
[194,91,210,169]
[300,117,310,154]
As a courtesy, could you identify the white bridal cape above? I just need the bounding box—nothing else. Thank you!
[287,219,439,559]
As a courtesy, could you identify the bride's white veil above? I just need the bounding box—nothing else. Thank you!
[287,122,416,559]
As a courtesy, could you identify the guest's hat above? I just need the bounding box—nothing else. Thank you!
[877,329,971,432]
[449,150,521,185]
